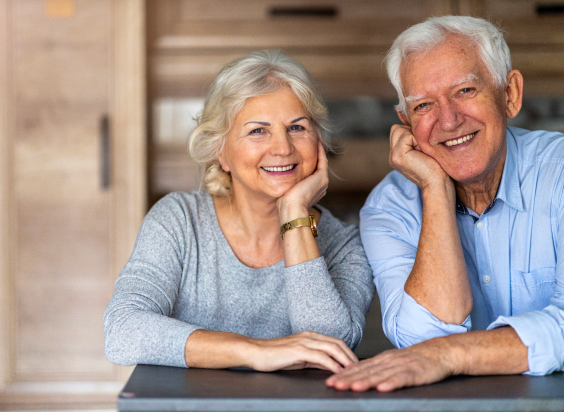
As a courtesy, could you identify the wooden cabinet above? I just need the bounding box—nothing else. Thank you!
[147,0,564,203]
[0,0,146,408]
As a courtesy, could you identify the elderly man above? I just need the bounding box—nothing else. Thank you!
[326,15,564,392]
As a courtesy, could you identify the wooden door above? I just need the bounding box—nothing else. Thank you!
[14,0,113,380]
[0,0,146,408]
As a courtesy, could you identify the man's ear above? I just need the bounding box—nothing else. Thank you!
[505,70,524,119]
[397,108,411,126]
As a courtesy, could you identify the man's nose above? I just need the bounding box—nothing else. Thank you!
[438,99,463,132]
[271,129,294,156]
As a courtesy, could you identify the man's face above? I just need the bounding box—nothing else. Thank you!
[399,35,513,185]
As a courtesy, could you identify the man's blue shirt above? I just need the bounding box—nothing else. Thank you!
[360,127,564,375]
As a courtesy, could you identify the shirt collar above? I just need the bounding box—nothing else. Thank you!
[496,127,524,212]
[455,127,524,218]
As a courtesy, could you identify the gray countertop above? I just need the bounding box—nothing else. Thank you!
[118,364,564,412]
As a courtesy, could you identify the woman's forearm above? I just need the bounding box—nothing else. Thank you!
[279,205,321,268]
[184,329,256,368]
[184,329,358,373]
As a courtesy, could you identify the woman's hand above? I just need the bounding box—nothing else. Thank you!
[249,331,358,373]
[276,139,328,224]
[389,125,450,190]
[185,329,357,374]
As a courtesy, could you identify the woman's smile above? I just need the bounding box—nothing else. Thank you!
[261,164,297,174]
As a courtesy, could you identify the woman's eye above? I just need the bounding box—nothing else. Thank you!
[250,128,265,135]
[289,125,304,131]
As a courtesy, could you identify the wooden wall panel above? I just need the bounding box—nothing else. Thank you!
[148,0,564,99]
[112,0,148,289]
[175,0,452,20]
[151,52,395,99]
[0,0,13,386]
[146,0,457,102]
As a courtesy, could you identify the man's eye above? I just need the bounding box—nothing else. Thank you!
[459,88,473,94]
[415,103,428,111]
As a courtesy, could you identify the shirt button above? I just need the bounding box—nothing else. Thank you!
[483,275,491,284]
[477,221,484,229]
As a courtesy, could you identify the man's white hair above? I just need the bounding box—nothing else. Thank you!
[386,15,512,114]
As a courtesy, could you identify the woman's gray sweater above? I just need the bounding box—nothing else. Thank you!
[103,191,375,368]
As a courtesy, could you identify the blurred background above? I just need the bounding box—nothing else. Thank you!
[0,0,563,410]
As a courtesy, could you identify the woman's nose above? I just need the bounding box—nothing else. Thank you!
[270,129,294,156]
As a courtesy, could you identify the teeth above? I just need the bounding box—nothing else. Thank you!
[444,133,476,147]
[262,165,295,172]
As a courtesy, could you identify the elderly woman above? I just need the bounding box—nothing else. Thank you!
[103,50,375,373]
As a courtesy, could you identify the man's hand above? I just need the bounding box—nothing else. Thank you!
[389,125,450,190]
[325,328,529,392]
[326,337,454,392]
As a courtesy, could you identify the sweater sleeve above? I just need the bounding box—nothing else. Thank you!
[283,212,375,350]
[103,195,201,368]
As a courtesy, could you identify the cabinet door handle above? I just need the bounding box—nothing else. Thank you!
[100,115,110,189]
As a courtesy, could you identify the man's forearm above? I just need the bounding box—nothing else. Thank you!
[446,327,529,376]
[404,180,472,324]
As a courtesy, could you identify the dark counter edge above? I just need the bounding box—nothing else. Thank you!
[118,397,564,412]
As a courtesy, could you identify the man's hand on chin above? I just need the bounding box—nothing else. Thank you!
[389,124,450,190]
[325,337,456,392]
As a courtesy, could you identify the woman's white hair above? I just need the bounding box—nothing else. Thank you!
[188,49,329,197]
[386,15,512,114]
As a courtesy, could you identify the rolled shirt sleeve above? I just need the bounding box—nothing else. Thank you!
[488,305,564,375]
[396,293,471,348]
[360,172,470,348]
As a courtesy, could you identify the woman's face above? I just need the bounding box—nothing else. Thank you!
[218,86,319,203]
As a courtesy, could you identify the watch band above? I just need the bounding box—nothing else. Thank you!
[280,214,318,239]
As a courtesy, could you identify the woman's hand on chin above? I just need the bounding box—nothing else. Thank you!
[277,140,329,223]
[248,331,358,373]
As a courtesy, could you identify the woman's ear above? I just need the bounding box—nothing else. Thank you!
[505,70,524,119]
[217,155,230,173]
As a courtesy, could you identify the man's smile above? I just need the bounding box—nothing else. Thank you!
[443,132,477,147]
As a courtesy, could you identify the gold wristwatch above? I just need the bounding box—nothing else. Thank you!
[280,214,318,239]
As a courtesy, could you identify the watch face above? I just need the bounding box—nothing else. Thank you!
[309,215,318,237]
